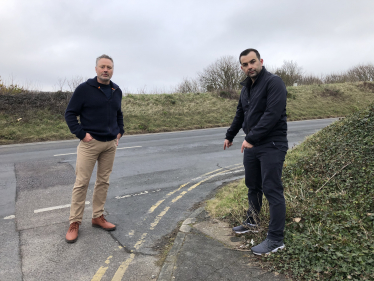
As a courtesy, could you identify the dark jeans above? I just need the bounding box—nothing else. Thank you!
[243,141,288,241]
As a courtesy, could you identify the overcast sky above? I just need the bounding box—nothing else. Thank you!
[1,0,373,93]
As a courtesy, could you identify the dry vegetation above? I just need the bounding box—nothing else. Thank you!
[1,56,374,145]
[286,82,374,120]
[121,92,236,134]
[1,81,374,145]
[174,57,374,92]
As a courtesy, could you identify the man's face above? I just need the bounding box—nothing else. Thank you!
[240,52,263,81]
[95,58,114,84]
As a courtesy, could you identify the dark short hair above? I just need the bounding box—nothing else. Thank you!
[239,49,261,63]
[96,54,113,66]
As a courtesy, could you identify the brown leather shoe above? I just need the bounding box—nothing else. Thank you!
[92,215,116,231]
[65,222,80,243]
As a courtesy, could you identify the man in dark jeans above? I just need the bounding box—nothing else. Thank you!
[224,48,288,255]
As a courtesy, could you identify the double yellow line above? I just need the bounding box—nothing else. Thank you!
[91,164,242,281]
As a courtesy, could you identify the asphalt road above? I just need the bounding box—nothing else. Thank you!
[0,118,338,281]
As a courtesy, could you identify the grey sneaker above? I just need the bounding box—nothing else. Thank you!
[251,238,285,255]
[232,222,259,234]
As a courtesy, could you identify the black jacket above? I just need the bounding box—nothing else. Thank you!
[226,67,287,146]
[65,77,125,141]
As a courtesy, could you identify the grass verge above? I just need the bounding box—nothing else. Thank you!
[0,82,374,145]
[206,104,374,280]
[0,110,73,144]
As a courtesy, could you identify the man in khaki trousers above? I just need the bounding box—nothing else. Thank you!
[64,54,124,243]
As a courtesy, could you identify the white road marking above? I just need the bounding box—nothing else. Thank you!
[53,152,77,156]
[116,191,148,199]
[4,215,15,220]
[117,146,142,150]
[115,189,161,200]
[34,201,90,213]
[53,146,142,156]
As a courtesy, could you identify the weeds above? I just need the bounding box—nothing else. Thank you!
[0,76,25,95]
[206,104,374,280]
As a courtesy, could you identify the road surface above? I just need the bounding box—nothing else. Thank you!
[0,118,338,281]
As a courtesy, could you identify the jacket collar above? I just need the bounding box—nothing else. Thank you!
[87,76,119,89]
[240,66,268,87]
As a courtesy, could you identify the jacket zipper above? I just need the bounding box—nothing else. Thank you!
[97,86,118,141]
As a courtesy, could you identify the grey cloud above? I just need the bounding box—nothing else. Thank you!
[1,0,373,92]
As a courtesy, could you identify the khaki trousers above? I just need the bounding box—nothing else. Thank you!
[69,139,117,223]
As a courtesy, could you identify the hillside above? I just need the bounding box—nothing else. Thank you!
[0,82,374,144]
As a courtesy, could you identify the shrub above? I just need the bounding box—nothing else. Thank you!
[273,60,303,86]
[299,74,324,85]
[270,105,374,280]
[198,56,246,92]
[0,91,72,116]
[347,64,374,82]
[174,77,202,93]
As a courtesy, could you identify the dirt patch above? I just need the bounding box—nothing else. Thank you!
[188,200,206,212]
[318,88,344,98]
[216,89,240,100]
[357,81,374,93]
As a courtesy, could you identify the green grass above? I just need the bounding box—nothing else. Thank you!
[122,92,236,133]
[206,104,374,280]
[0,82,373,145]
[286,82,374,120]
[0,110,73,144]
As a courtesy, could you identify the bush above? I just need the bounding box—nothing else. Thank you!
[198,56,246,92]
[174,77,202,93]
[323,72,354,84]
[0,91,72,116]
[271,105,374,280]
[299,74,324,85]
[347,64,374,82]
[315,64,374,85]
[273,60,303,86]
[174,55,374,92]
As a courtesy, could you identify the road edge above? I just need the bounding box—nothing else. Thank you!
[157,206,205,281]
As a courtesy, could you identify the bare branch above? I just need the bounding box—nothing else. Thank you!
[198,56,245,92]
[67,76,85,92]
[273,60,303,86]
[174,77,202,93]
[56,77,67,92]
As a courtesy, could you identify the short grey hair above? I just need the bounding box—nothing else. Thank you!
[96,54,113,66]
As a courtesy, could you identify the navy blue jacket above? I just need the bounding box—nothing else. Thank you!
[65,77,124,141]
[226,67,288,146]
